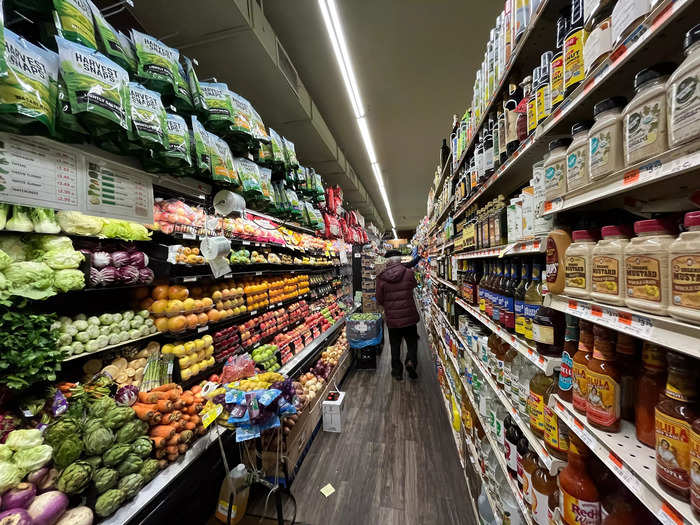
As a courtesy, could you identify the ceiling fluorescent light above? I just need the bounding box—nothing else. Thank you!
[392,228,398,240]
[357,116,377,165]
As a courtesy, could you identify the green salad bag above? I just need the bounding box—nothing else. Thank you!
[126,81,168,153]
[53,0,97,50]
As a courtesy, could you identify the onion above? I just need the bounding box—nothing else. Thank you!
[91,251,111,269]
[128,251,149,268]
[110,250,130,267]
[138,267,154,285]
[117,265,140,284]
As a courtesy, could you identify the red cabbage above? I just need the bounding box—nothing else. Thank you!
[89,267,117,287]
[128,251,149,268]
[110,251,130,267]
[117,265,140,284]
[115,385,139,406]
[138,267,154,285]
[91,251,111,269]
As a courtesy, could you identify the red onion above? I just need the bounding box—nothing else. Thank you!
[117,265,140,284]
[138,267,154,285]
[110,250,130,267]
[90,251,111,269]
[128,251,149,268]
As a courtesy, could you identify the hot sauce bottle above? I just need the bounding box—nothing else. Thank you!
[531,459,558,525]
[691,416,700,516]
[635,343,667,447]
[655,352,697,501]
[572,319,593,414]
[559,433,601,525]
[586,325,621,432]
[544,368,570,460]
[559,314,579,402]
[615,333,639,422]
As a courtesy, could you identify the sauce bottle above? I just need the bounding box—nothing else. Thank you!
[515,259,531,336]
[635,343,667,447]
[655,351,698,500]
[615,333,638,422]
[531,459,558,525]
[545,228,572,295]
[504,259,519,333]
[586,325,621,432]
[521,439,539,506]
[528,67,541,136]
[533,306,566,357]
[559,314,579,402]
[564,0,588,97]
[552,9,570,110]
[529,370,552,438]
[691,416,700,516]
[669,211,700,325]
[572,319,593,414]
[559,433,601,525]
[537,51,554,126]
[506,82,523,155]
[495,339,509,386]
[524,261,544,341]
[545,368,570,459]
[505,414,522,479]
[517,75,533,142]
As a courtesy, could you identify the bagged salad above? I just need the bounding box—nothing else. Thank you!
[171,60,194,114]
[247,103,269,143]
[57,36,130,135]
[55,75,88,143]
[199,82,234,135]
[125,81,168,152]
[183,56,206,114]
[234,157,262,200]
[53,0,97,49]
[0,30,58,135]
[90,3,132,72]
[286,189,303,220]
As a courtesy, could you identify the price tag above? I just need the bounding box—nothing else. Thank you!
[656,504,683,525]
[201,404,223,429]
[255,271,262,276]
[617,312,633,326]
[198,326,209,333]
[182,233,197,240]
[183,276,197,283]
[568,299,578,311]
[242,241,251,245]
[224,273,232,279]
[623,169,640,185]
[250,310,257,315]
[590,305,603,317]
[608,451,643,494]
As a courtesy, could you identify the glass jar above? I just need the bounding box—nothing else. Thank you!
[543,138,573,201]
[624,219,675,315]
[564,229,599,298]
[559,434,601,525]
[635,342,667,447]
[591,225,632,305]
[586,325,621,432]
[572,319,593,414]
[565,121,593,193]
[667,25,700,147]
[623,63,675,166]
[533,306,566,357]
[531,459,559,525]
[589,96,627,181]
[615,333,639,422]
[545,369,570,459]
[559,313,579,402]
[669,211,700,324]
[530,371,553,437]
[691,417,700,515]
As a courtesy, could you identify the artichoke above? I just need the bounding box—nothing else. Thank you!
[89,396,116,419]
[84,426,114,456]
[116,454,144,477]
[118,473,144,499]
[53,435,84,470]
[102,443,131,467]
[95,488,126,517]
[115,420,148,444]
[93,467,119,494]
[104,406,136,430]
[57,460,93,494]
[131,436,153,459]
[83,418,104,434]
[84,455,103,469]
[139,459,160,483]
[44,418,80,448]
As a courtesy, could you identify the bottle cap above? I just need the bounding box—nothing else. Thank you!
[548,138,572,151]
[684,211,700,228]
[572,229,598,241]
[601,225,632,238]
[684,24,700,52]
[571,121,593,135]
[633,219,674,235]
[634,63,676,90]
[593,97,628,117]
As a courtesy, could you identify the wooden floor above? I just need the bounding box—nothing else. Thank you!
[247,320,476,525]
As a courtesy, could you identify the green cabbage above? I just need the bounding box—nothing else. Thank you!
[56,211,103,236]
[12,444,53,473]
[0,235,28,262]
[54,269,85,292]
[6,205,33,232]
[5,429,43,450]
[0,460,22,492]
[0,444,13,461]
[0,249,12,270]
[30,208,61,234]
[4,261,55,300]
[43,249,83,270]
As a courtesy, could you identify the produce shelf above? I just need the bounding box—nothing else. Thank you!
[545,294,700,360]
[455,297,561,375]
[63,332,162,362]
[548,395,697,525]
[454,236,546,260]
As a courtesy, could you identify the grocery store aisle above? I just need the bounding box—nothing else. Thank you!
[250,319,474,525]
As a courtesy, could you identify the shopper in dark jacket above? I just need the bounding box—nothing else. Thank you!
[376,250,420,380]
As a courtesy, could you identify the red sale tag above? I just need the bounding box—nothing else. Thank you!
[651,3,674,30]
[591,305,603,317]
[608,451,623,469]
[659,503,683,525]
[583,77,595,95]
[573,418,584,431]
[617,312,632,326]
[568,300,578,310]
[623,169,640,185]
[533,240,541,250]
[556,401,564,412]
[544,201,553,212]
[609,44,627,64]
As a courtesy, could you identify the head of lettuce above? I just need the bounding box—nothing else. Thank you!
[4,261,56,300]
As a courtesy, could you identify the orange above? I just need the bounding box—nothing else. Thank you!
[201,297,213,309]
[150,299,168,315]
[154,317,169,332]
[186,314,199,329]
[166,300,184,316]
[207,309,221,323]
[152,285,169,301]
[197,312,208,326]
[167,315,186,332]
[169,285,189,300]
[183,298,196,312]
[212,290,222,301]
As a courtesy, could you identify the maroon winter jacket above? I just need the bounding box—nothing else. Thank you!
[376,260,420,328]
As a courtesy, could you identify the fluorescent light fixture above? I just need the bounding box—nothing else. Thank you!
[392,228,398,240]
[319,0,395,231]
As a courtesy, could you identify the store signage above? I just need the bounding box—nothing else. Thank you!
[0,133,154,223]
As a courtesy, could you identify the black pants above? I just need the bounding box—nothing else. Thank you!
[388,324,418,373]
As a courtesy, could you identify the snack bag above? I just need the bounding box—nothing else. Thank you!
[53,0,97,49]
[127,81,168,151]
[90,3,132,72]
[131,29,179,95]
[200,82,234,134]
[190,115,211,175]
[235,157,262,199]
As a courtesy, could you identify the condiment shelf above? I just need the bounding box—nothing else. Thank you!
[433,159,452,202]
[435,276,459,293]
[428,196,455,235]
[455,297,561,375]
[548,395,697,525]
[542,142,700,216]
[545,294,700,360]
[454,237,546,260]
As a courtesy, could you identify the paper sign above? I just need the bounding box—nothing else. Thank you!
[201,404,223,429]
[320,484,335,497]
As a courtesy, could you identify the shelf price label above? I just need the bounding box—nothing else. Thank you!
[617,312,633,326]
[568,299,578,310]
[608,451,642,494]
[623,169,640,185]
[657,503,683,525]
[590,305,603,317]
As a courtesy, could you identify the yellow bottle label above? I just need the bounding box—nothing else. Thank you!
[544,404,569,453]
[572,358,588,413]
[551,55,564,106]
[527,97,537,133]
[585,368,620,427]
[560,487,600,525]
[565,255,587,289]
[529,390,545,432]
[564,29,587,90]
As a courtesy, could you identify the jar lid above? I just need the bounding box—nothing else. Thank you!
[634,63,676,90]
[633,219,674,235]
[684,211,700,227]
[541,51,554,71]
[601,225,632,238]
[571,121,593,135]
[548,137,572,151]
[684,24,700,52]
[572,229,598,241]
[593,97,627,117]
[532,67,541,84]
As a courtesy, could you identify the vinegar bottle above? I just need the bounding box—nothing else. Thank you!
[215,464,250,525]
[635,343,667,447]
[559,434,601,525]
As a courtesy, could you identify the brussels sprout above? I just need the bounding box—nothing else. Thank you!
[96,335,109,348]
[108,334,121,345]
[112,313,123,323]
[137,310,150,319]
[74,320,88,331]
[58,333,73,346]
[122,310,135,321]
[74,313,87,321]
[75,331,90,343]
[130,316,144,328]
[71,341,85,355]
[87,315,101,326]
[99,313,114,325]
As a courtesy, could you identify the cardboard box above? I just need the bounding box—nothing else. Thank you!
[362,293,380,313]
[322,391,345,432]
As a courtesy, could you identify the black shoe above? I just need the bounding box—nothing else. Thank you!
[391,370,403,381]
[405,362,418,379]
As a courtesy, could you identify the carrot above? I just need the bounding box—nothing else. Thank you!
[157,399,174,413]
[180,414,191,422]
[178,443,188,454]
[173,399,185,411]
[151,436,167,449]
[181,393,194,405]
[155,448,167,459]
[191,385,202,394]
[189,415,201,426]
[166,389,180,401]
[150,425,176,439]
[166,435,179,447]
[195,425,206,436]
[152,413,163,425]
[139,391,166,404]
[165,445,179,456]
[132,403,158,421]
[164,411,182,424]
[193,395,205,405]
[166,453,179,462]
[184,422,196,431]
[152,383,177,392]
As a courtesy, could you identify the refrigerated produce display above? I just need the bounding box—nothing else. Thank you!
[419,1,700,525]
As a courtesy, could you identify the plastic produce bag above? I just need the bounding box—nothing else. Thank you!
[221,354,255,383]
[0,30,58,136]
